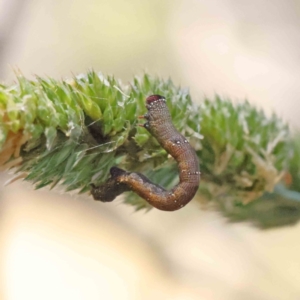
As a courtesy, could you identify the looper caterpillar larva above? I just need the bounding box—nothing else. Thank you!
[91,95,200,211]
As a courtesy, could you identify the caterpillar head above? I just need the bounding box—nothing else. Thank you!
[143,95,171,132]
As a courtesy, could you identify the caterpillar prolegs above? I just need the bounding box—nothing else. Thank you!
[91,95,200,211]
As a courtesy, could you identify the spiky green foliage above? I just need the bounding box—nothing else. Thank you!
[198,98,290,203]
[220,150,300,229]
[0,70,299,228]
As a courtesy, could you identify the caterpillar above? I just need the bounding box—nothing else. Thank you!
[91,95,200,211]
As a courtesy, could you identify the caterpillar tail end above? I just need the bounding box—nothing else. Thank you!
[91,167,130,202]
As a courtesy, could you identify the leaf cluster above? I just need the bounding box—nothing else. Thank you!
[0,71,299,227]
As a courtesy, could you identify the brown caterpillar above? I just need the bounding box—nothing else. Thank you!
[91,95,200,211]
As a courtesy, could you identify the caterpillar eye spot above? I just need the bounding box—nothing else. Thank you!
[146,94,165,104]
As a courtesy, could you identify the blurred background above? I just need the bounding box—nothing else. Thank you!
[1,0,300,299]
